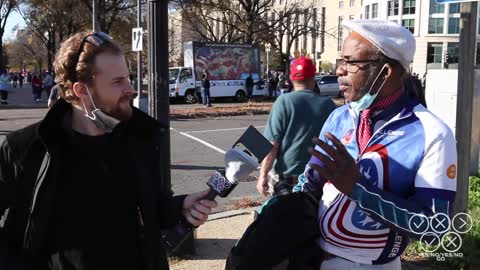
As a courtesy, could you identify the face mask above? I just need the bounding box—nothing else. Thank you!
[81,87,120,133]
[350,64,388,114]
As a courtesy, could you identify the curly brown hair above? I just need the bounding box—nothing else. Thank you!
[53,31,123,104]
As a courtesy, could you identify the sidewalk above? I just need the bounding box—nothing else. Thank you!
[169,208,256,270]
[0,84,48,109]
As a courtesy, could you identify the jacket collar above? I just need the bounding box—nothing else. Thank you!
[37,99,166,151]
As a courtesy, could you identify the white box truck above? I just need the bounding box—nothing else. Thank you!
[169,42,267,103]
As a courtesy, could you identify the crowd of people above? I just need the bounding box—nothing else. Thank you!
[0,70,56,105]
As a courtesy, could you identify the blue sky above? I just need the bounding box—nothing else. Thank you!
[4,10,26,41]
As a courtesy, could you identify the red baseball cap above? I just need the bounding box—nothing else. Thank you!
[289,57,316,81]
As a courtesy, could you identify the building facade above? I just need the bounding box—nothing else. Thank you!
[362,0,480,75]
[319,0,364,72]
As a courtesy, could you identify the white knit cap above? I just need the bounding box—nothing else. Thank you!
[343,19,416,71]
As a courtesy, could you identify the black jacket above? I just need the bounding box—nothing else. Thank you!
[0,99,186,270]
[201,78,210,89]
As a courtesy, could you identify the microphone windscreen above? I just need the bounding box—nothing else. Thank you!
[224,148,259,183]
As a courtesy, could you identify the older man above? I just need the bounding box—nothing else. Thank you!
[295,20,457,269]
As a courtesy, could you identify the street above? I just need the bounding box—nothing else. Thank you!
[0,85,268,212]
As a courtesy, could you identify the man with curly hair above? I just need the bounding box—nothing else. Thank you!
[0,31,217,270]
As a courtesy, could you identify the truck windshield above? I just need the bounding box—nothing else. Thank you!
[169,69,180,84]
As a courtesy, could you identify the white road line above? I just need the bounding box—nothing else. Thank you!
[185,126,265,134]
[178,131,226,154]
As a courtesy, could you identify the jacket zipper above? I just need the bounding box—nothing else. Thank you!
[23,151,50,247]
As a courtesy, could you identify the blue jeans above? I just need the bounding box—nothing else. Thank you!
[201,87,210,105]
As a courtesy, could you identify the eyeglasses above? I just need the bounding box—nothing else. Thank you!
[337,59,382,73]
[71,32,113,82]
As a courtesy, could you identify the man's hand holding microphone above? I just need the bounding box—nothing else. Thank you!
[182,189,218,227]
[163,147,263,253]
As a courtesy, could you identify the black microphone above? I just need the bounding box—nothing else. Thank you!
[162,148,259,254]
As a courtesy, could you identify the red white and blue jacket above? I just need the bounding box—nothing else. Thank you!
[294,93,457,264]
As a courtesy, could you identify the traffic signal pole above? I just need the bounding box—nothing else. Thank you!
[147,0,195,255]
[147,0,171,197]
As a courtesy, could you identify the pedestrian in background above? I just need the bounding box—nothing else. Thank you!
[245,73,254,101]
[257,56,336,197]
[201,73,211,107]
[0,31,217,270]
[268,75,277,98]
[48,83,61,108]
[0,71,10,104]
[42,71,54,99]
[31,74,42,102]
[19,73,24,88]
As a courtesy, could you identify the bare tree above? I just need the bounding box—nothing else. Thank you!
[79,0,142,33]
[170,0,334,73]
[171,0,293,44]
[0,0,19,70]
[6,27,46,71]
[18,0,89,73]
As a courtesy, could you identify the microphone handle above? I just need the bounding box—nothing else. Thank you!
[205,188,218,200]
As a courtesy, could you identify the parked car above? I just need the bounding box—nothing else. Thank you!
[314,75,343,97]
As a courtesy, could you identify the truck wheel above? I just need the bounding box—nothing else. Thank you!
[235,90,246,102]
[184,90,197,104]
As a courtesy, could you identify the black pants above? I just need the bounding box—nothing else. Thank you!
[0,90,7,101]
[225,192,323,270]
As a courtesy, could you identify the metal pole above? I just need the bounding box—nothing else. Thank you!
[148,1,194,254]
[266,49,269,77]
[147,0,171,195]
[454,1,477,215]
[92,0,99,32]
[137,0,142,98]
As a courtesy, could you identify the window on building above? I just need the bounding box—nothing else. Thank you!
[350,0,355,7]
[449,3,460,14]
[388,0,399,16]
[350,15,355,20]
[338,16,344,52]
[428,18,444,34]
[372,3,379,18]
[403,0,416,15]
[427,42,443,69]
[430,0,444,14]
[365,5,370,19]
[402,19,415,33]
[339,0,344,8]
[448,18,460,34]
[447,42,459,64]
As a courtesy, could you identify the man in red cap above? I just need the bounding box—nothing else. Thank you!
[257,56,336,197]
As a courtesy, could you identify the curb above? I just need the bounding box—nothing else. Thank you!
[0,104,48,110]
[207,207,257,221]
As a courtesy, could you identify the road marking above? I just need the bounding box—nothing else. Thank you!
[185,126,265,134]
[178,131,226,154]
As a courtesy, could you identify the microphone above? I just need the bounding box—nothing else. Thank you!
[205,148,259,200]
[162,148,259,254]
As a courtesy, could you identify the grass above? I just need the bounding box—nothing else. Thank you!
[402,175,480,270]
[170,101,273,119]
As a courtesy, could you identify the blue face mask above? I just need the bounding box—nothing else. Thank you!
[350,64,388,114]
